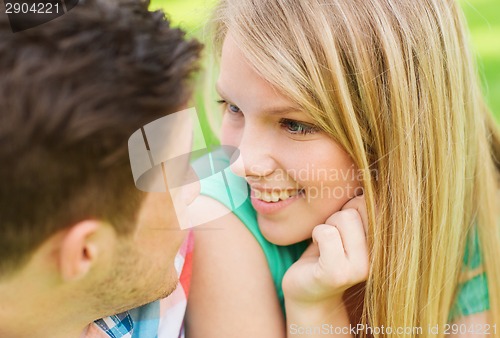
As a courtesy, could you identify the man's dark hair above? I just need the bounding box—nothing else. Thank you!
[0,0,202,275]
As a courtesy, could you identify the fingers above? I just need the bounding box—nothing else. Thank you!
[326,209,368,264]
[314,208,369,284]
[330,210,366,255]
[340,193,368,234]
[312,224,345,262]
[285,206,370,302]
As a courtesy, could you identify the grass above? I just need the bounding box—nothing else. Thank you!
[460,0,500,120]
[151,0,216,35]
[153,0,500,122]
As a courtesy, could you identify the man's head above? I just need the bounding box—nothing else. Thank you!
[0,0,201,327]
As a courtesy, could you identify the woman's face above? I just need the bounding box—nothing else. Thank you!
[217,34,362,245]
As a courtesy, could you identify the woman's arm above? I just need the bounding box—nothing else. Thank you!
[185,196,285,338]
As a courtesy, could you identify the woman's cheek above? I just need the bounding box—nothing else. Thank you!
[220,119,241,148]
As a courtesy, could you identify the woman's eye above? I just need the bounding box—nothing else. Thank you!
[280,118,318,135]
[216,100,241,114]
[228,104,241,113]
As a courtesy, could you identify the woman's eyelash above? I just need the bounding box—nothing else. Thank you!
[216,100,316,136]
[216,99,241,114]
[279,118,318,135]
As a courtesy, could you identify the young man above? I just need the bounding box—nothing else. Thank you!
[0,0,201,337]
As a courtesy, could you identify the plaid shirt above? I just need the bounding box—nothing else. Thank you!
[84,231,194,338]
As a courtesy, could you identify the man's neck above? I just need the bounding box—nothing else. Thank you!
[0,314,91,338]
[0,285,96,338]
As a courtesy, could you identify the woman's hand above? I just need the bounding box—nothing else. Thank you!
[282,194,369,306]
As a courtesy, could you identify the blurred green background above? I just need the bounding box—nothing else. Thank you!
[152,0,500,132]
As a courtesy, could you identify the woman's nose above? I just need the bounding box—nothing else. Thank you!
[229,130,277,179]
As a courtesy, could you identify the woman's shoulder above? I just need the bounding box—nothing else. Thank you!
[186,195,285,338]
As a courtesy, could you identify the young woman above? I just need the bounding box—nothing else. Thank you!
[186,0,500,337]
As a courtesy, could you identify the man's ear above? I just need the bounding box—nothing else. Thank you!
[58,221,109,282]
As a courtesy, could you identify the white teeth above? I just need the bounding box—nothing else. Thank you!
[271,191,280,202]
[262,192,272,202]
[254,189,301,203]
[280,190,290,200]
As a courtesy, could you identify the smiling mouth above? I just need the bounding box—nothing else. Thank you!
[252,189,305,203]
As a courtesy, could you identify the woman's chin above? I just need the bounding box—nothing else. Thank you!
[258,218,311,246]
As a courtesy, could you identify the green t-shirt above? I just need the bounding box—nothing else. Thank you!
[449,226,490,320]
[194,151,489,320]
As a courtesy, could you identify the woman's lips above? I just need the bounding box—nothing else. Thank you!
[250,188,304,215]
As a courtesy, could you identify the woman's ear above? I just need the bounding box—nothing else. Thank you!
[58,221,106,282]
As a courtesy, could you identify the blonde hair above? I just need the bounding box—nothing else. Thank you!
[208,0,500,336]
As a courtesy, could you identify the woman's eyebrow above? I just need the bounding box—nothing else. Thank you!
[215,83,228,99]
[215,82,301,115]
[263,106,301,115]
